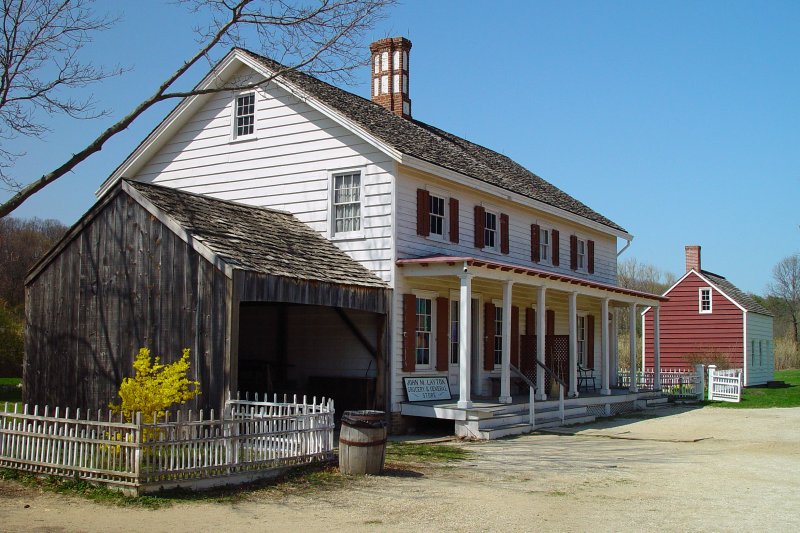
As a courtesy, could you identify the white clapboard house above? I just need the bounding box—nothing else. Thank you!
[92,38,668,438]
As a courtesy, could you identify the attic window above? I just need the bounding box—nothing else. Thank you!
[234,92,256,139]
[699,287,712,314]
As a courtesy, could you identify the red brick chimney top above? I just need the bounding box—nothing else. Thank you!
[685,245,701,272]
[369,37,412,119]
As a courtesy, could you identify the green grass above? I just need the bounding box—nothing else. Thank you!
[708,369,800,409]
[385,442,471,463]
[0,377,22,406]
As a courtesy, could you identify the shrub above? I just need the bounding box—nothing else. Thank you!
[774,335,799,370]
[109,348,200,424]
[685,350,734,370]
[0,301,23,377]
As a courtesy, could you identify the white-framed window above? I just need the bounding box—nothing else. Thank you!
[577,238,586,270]
[450,299,459,365]
[699,288,712,314]
[429,194,446,238]
[484,211,498,250]
[577,314,587,366]
[493,305,503,366]
[540,227,550,262]
[415,297,433,367]
[759,340,763,366]
[331,171,362,236]
[233,92,256,139]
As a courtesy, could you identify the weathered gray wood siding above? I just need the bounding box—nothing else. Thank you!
[24,191,229,412]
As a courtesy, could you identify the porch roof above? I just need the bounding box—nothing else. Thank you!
[396,256,669,303]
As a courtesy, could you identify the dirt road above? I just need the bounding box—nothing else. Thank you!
[2,406,799,532]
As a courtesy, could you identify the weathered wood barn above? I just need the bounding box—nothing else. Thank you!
[24,180,390,413]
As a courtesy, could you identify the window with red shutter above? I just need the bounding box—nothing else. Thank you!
[531,224,540,263]
[587,240,595,274]
[570,234,578,271]
[416,189,430,237]
[474,205,485,248]
[449,198,459,243]
[402,294,416,371]
[436,297,448,371]
[484,302,495,371]
[551,230,560,266]
[500,213,510,254]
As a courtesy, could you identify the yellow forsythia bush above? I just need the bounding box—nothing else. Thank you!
[110,348,201,424]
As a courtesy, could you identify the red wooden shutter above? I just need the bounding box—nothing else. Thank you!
[587,240,595,274]
[525,307,535,335]
[531,224,540,263]
[500,213,510,254]
[449,198,460,243]
[474,205,485,248]
[416,189,430,236]
[570,234,578,271]
[551,229,560,266]
[511,306,520,367]
[586,314,595,369]
[546,309,555,336]
[402,294,416,372]
[436,297,449,371]
[484,301,495,370]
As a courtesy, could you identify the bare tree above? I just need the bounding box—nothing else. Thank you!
[769,254,800,343]
[0,0,120,188]
[0,0,395,218]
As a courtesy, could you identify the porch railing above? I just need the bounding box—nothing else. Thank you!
[512,360,565,428]
[618,366,705,400]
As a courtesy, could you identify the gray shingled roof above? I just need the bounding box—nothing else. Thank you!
[128,180,388,289]
[240,49,627,234]
[701,270,773,316]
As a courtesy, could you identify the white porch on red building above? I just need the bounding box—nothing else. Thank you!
[396,256,668,438]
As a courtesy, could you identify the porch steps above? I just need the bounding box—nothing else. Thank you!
[458,403,597,439]
[645,397,670,408]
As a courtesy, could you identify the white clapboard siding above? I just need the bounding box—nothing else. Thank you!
[394,171,619,286]
[132,68,395,282]
[745,312,775,386]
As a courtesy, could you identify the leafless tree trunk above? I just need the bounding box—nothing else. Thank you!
[769,254,800,343]
[0,0,395,218]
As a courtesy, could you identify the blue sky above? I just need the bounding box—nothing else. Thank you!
[3,0,798,295]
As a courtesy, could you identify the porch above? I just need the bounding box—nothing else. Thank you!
[395,256,668,438]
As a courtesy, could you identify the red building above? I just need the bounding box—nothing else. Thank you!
[642,246,774,386]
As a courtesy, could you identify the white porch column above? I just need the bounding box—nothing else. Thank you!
[568,291,578,398]
[458,273,473,409]
[499,281,514,404]
[600,297,611,395]
[629,302,638,393]
[653,305,661,391]
[536,285,547,400]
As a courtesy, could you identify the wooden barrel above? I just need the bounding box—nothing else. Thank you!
[339,410,387,475]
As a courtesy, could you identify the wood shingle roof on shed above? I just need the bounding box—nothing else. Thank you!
[700,270,773,316]
[239,49,627,234]
[126,180,388,289]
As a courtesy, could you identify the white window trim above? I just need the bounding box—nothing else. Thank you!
[539,226,551,264]
[426,187,449,243]
[328,168,365,240]
[231,90,258,142]
[491,298,504,370]
[576,237,586,271]
[483,208,500,253]
[699,287,713,314]
[413,290,439,370]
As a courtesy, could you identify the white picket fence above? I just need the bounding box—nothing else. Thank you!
[707,365,743,402]
[0,393,335,494]
[617,366,704,400]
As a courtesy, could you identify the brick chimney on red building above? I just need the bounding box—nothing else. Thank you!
[369,37,412,118]
[685,245,701,272]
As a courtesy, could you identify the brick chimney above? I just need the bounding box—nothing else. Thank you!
[685,245,701,272]
[369,37,412,118]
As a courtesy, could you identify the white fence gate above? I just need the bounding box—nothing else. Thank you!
[0,393,335,494]
[707,365,743,403]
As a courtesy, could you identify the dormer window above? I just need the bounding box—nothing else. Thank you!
[234,92,256,139]
[699,287,712,313]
